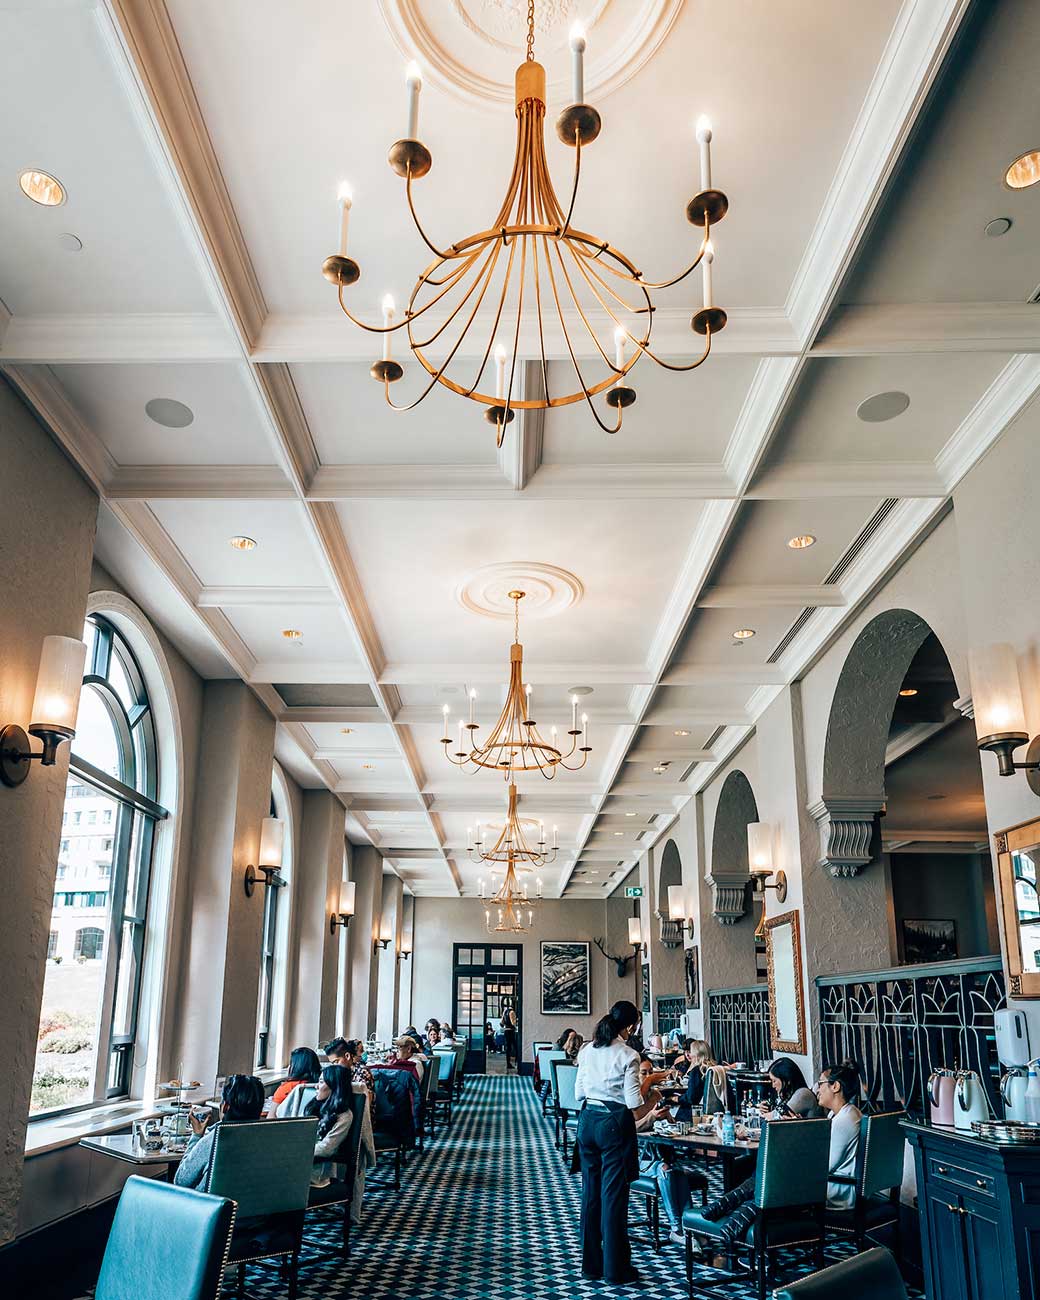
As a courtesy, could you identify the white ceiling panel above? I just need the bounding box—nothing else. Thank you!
[709,498,882,586]
[221,603,361,667]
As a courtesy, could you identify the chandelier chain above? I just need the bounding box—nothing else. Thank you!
[526,0,536,62]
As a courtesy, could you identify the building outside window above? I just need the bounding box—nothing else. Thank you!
[31,615,167,1117]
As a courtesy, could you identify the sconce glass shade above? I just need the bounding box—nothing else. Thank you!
[30,636,87,737]
[747,821,772,875]
[667,884,689,922]
[628,916,643,946]
[339,879,356,916]
[259,816,285,868]
[969,643,1028,742]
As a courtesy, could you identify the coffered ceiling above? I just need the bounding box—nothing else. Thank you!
[2,0,1039,899]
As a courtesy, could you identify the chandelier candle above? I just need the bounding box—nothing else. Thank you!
[405,60,422,139]
[702,241,714,309]
[494,344,508,401]
[337,183,352,255]
[381,294,395,360]
[569,22,586,104]
[322,0,729,437]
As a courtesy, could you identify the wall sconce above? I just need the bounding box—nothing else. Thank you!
[747,821,787,938]
[667,885,695,938]
[397,943,412,963]
[374,926,393,952]
[1,636,87,788]
[244,816,285,897]
[968,643,1040,792]
[628,915,647,958]
[330,880,356,935]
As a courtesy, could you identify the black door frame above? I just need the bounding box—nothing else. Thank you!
[451,942,523,1074]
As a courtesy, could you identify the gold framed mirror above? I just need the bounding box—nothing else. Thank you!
[995,817,1040,997]
[764,909,806,1054]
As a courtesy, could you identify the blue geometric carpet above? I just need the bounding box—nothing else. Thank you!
[241,1075,909,1298]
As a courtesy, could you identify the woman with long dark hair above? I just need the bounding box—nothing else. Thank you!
[271,1046,322,1109]
[305,1063,357,1187]
[759,1056,821,1117]
[573,1000,646,1284]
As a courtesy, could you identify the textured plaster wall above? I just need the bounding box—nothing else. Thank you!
[343,846,382,1038]
[375,875,403,1041]
[293,790,348,1051]
[0,379,98,1245]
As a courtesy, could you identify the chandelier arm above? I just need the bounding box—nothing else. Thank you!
[635,326,714,373]
[503,226,528,411]
[404,168,458,262]
[571,230,709,292]
[334,250,481,334]
[553,238,625,372]
[558,128,583,239]
[542,236,624,435]
[565,238,655,324]
[466,228,519,397]
[409,236,503,352]
[529,220,551,402]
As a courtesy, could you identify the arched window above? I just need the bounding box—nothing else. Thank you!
[257,768,291,1069]
[31,615,168,1116]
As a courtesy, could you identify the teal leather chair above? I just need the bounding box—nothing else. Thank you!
[95,1175,235,1300]
[203,1116,317,1300]
[774,1246,907,1300]
[433,1048,457,1126]
[417,1051,439,1146]
[305,1091,367,1259]
[682,1116,830,1300]
[550,1059,579,1154]
[825,1110,905,1258]
[537,1048,566,1116]
[531,1039,553,1088]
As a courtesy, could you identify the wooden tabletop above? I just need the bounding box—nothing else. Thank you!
[80,1134,185,1165]
[639,1128,760,1154]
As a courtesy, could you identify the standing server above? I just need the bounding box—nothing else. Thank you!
[574,1000,645,1285]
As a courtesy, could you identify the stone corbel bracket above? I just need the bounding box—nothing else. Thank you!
[653,911,685,948]
[705,875,748,925]
[808,797,883,878]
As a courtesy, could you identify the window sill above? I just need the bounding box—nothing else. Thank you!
[25,1099,163,1159]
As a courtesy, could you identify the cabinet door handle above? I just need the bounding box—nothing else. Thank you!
[975,1178,987,1189]
[936,1165,949,1174]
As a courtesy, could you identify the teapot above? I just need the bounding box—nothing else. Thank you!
[1000,1066,1030,1124]
[927,1067,956,1126]
[954,1070,990,1130]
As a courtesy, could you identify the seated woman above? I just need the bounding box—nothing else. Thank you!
[693,1060,862,1253]
[758,1056,822,1119]
[305,1064,357,1187]
[675,1040,730,1118]
[539,1027,583,1103]
[175,1074,266,1189]
[635,1056,698,1244]
[270,1046,322,1110]
[383,1035,424,1082]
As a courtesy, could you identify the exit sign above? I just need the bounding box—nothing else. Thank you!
[624,886,644,898]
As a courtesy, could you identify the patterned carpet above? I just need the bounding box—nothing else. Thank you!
[232,1074,909,1299]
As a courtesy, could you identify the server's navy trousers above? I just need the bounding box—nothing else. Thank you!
[576,1103,637,1281]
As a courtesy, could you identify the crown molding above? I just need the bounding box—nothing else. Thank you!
[377,662,649,686]
[107,465,295,499]
[3,364,116,493]
[698,584,845,609]
[197,586,338,609]
[745,460,946,500]
[812,301,1040,355]
[0,312,237,363]
[722,357,801,491]
[935,354,1040,492]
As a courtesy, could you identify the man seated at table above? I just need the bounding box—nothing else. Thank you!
[175,1074,266,1189]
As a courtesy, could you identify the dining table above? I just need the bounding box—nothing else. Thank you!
[638,1126,760,1192]
[79,1133,186,1183]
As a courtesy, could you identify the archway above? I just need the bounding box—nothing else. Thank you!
[708,770,760,924]
[648,839,686,1035]
[812,609,938,877]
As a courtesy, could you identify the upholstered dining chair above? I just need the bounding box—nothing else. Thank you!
[203,1116,318,1300]
[681,1116,830,1300]
[537,1048,567,1116]
[825,1110,906,1259]
[304,1090,368,1260]
[94,1175,236,1300]
[433,1048,457,1127]
[773,1246,908,1300]
[550,1060,580,1154]
[531,1040,553,1089]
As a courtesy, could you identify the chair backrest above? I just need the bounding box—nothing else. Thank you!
[95,1175,235,1300]
[754,1117,830,1210]
[857,1110,906,1199]
[538,1048,567,1091]
[329,1091,367,1187]
[205,1118,317,1219]
[774,1246,908,1300]
[436,1048,457,1086]
[553,1061,579,1113]
[701,1064,730,1115]
[419,1054,438,1105]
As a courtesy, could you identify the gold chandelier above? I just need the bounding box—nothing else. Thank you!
[475,784,548,934]
[482,856,537,934]
[469,781,558,871]
[442,590,589,778]
[322,0,729,441]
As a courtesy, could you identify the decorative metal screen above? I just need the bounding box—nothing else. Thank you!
[706,984,770,1066]
[816,955,1006,1118]
[656,996,685,1036]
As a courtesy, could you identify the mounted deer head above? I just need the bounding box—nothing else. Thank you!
[594,936,636,979]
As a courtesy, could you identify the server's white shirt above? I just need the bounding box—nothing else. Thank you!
[574,1039,642,1109]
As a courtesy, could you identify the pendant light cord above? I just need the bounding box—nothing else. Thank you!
[526,0,536,61]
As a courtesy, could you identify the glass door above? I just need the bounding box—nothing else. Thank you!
[452,943,522,1074]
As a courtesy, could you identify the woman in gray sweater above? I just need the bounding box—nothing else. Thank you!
[174,1074,266,1190]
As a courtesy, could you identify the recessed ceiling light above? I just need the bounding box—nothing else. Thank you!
[229,535,257,551]
[341,727,354,735]
[614,831,624,836]
[625,812,637,817]
[145,397,194,429]
[926,793,946,801]
[282,628,302,641]
[19,169,65,206]
[898,688,918,697]
[984,216,1012,238]
[362,762,376,770]
[568,685,594,697]
[732,628,756,640]
[674,728,691,737]
[856,391,910,423]
[1005,150,1040,190]
[787,534,816,550]
[57,232,82,252]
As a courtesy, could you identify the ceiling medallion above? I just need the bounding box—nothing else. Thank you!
[377,0,683,107]
[442,590,590,777]
[325,0,727,441]
[457,560,583,620]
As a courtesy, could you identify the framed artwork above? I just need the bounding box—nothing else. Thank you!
[684,945,700,1010]
[540,941,590,1015]
[641,961,651,1014]
[902,917,958,965]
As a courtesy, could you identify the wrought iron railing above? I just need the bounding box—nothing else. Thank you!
[707,984,771,1067]
[816,955,1006,1119]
